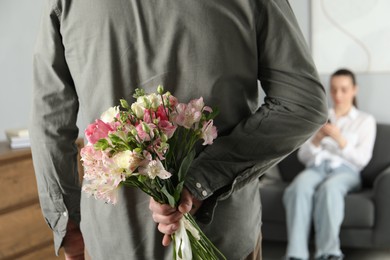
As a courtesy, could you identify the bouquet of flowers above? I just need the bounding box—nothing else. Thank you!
[80,85,226,260]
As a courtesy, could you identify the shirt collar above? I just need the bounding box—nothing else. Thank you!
[329,106,358,122]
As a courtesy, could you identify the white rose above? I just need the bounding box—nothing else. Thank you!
[136,96,149,108]
[100,106,119,123]
[131,102,145,119]
[147,93,162,109]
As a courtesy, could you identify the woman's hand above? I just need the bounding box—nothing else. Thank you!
[149,188,203,246]
[322,123,347,149]
[311,128,326,147]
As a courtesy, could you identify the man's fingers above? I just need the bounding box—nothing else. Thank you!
[152,211,182,224]
[157,222,179,235]
[149,197,176,214]
[162,234,172,247]
[178,189,193,214]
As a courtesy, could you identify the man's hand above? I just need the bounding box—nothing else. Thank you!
[149,188,203,246]
[62,220,85,260]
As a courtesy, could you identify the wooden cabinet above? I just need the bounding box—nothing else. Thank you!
[0,140,83,260]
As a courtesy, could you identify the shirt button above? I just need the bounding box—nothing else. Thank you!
[196,183,202,188]
[63,211,68,217]
[202,190,208,197]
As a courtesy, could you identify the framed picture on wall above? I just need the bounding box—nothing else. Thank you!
[311,0,390,74]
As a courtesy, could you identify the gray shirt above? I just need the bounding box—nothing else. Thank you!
[30,0,327,259]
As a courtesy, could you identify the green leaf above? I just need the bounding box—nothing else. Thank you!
[178,239,183,258]
[133,88,145,98]
[177,149,196,182]
[94,139,109,150]
[161,184,176,207]
[108,133,122,144]
[207,106,220,120]
[174,181,184,202]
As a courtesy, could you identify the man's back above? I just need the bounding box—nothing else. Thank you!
[31,0,327,259]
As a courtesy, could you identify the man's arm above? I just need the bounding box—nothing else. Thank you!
[184,0,328,214]
[30,0,82,256]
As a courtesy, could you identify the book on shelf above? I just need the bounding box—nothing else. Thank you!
[5,128,30,149]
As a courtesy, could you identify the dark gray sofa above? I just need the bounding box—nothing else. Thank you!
[260,123,390,248]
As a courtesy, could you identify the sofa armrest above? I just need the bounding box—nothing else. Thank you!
[372,165,390,247]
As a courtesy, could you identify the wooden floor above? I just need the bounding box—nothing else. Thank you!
[9,241,389,260]
[262,240,390,260]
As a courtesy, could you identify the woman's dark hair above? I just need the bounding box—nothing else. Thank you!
[331,68,358,107]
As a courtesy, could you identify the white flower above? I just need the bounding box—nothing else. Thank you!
[147,93,162,109]
[139,159,171,179]
[183,217,200,240]
[131,102,145,119]
[112,150,141,173]
[113,150,132,169]
[136,96,149,108]
[100,106,119,123]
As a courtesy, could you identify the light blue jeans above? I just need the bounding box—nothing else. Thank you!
[283,161,361,259]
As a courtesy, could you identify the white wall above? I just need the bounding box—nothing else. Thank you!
[0,0,388,141]
[0,0,43,141]
[289,0,390,124]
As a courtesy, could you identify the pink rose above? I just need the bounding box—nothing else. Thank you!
[156,105,169,121]
[163,93,178,109]
[143,109,155,124]
[136,122,156,141]
[85,119,113,144]
[158,120,177,138]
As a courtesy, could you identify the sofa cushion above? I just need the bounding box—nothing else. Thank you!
[260,181,375,228]
[342,190,375,228]
[260,181,288,223]
[361,124,390,187]
[277,149,304,182]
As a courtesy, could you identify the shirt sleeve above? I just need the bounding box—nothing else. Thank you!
[29,0,80,254]
[297,138,323,167]
[340,116,377,169]
[185,0,328,209]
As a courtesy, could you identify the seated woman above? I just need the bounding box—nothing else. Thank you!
[283,69,376,260]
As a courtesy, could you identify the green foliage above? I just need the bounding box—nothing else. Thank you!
[94,139,109,150]
[132,88,145,98]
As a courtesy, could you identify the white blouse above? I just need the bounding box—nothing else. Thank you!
[298,107,376,172]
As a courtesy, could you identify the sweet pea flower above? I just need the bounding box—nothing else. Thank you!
[201,120,218,145]
[85,119,113,144]
[139,159,172,179]
[100,106,119,123]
